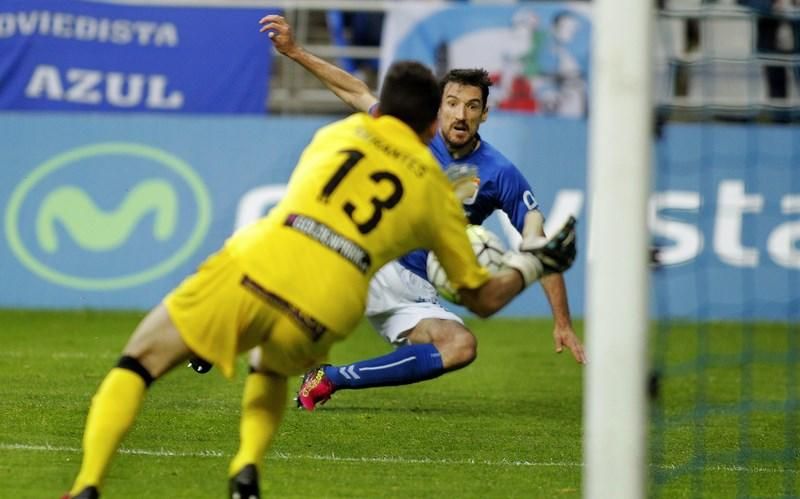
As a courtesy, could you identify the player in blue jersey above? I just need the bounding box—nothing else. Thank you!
[260,15,586,410]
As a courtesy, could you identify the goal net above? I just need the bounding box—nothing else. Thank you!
[649,1,799,497]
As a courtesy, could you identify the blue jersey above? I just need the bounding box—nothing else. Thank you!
[398,132,539,280]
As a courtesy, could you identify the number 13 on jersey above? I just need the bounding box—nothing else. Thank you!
[318,149,404,235]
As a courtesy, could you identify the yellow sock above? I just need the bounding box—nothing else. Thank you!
[70,368,147,495]
[229,372,287,477]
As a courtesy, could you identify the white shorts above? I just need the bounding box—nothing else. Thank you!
[366,260,462,346]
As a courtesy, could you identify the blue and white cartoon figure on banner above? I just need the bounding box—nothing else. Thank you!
[381,2,591,117]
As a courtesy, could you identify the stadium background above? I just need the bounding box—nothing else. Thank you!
[1,0,798,497]
[2,0,796,320]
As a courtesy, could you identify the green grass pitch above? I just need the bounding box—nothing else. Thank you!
[0,310,794,498]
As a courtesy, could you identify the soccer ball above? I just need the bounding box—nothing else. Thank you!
[427,224,508,303]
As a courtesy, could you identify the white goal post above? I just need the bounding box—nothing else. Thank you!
[584,1,654,499]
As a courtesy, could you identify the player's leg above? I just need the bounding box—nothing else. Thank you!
[228,364,287,499]
[404,317,477,369]
[308,317,476,393]
[296,262,477,410]
[66,303,192,498]
[229,310,336,498]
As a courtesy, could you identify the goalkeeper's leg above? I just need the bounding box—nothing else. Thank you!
[65,304,191,498]
[229,368,288,499]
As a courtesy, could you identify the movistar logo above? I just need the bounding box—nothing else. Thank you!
[37,180,177,253]
[5,143,211,290]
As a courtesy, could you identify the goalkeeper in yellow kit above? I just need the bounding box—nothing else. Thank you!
[63,61,577,499]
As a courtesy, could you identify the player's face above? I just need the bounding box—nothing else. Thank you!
[438,82,488,149]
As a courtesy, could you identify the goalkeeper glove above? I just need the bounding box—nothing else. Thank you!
[503,216,578,285]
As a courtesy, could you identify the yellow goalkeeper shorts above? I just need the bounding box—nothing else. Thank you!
[164,248,336,379]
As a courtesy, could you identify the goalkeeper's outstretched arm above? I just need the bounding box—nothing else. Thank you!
[460,217,578,318]
[260,14,378,113]
[459,268,525,318]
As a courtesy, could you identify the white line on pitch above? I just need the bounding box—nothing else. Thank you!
[1,443,796,474]
[0,442,575,468]
[0,351,118,360]
[0,443,224,458]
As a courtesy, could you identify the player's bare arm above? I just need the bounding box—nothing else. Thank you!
[459,268,524,317]
[259,14,378,113]
[520,210,586,364]
[542,274,585,364]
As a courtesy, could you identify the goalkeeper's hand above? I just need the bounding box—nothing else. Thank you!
[520,216,577,276]
[501,216,578,286]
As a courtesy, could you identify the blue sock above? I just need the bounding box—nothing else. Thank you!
[323,344,444,389]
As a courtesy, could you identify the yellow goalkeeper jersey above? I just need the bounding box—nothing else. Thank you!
[226,113,490,336]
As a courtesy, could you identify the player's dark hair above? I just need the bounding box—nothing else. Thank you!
[378,61,440,135]
[440,69,493,110]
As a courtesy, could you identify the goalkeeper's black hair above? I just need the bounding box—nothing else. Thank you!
[378,61,440,135]
[440,68,493,110]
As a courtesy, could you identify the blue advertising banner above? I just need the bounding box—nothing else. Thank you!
[0,112,333,309]
[0,0,276,113]
[0,112,797,320]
